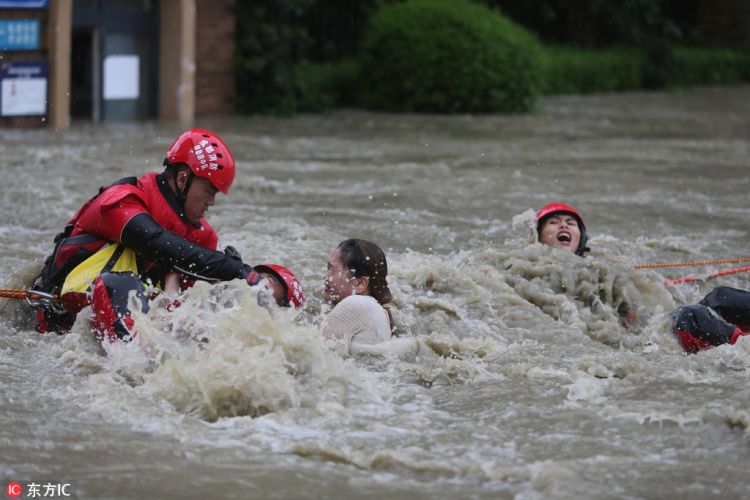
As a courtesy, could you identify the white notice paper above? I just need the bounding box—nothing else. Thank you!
[1,77,46,115]
[103,55,139,100]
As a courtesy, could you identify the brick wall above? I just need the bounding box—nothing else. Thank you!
[195,0,236,116]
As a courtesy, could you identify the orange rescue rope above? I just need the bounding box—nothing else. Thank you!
[0,288,66,314]
[0,287,59,303]
[634,257,750,269]
[664,265,750,286]
[0,288,38,300]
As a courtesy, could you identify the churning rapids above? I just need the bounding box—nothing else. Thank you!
[1,86,749,499]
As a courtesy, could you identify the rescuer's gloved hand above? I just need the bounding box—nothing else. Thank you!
[223,245,242,261]
[241,265,261,286]
[225,246,263,286]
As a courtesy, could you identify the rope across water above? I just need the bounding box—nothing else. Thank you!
[634,257,750,269]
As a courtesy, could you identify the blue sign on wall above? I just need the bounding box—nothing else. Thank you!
[0,19,40,51]
[0,1,48,8]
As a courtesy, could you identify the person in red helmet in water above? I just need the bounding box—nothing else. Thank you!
[32,128,262,341]
[536,203,748,352]
[253,264,306,309]
[162,263,305,310]
[535,202,641,327]
[536,202,590,257]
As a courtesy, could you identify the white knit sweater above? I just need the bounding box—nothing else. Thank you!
[322,295,392,352]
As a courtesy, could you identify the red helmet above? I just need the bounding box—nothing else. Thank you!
[253,264,306,309]
[536,202,586,230]
[536,202,589,256]
[165,128,235,194]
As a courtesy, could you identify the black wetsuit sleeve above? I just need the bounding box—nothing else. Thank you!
[121,212,252,282]
[672,304,736,346]
[699,286,750,326]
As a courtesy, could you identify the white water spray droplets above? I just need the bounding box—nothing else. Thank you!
[125,281,374,421]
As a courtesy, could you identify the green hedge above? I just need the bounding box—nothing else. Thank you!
[357,0,543,113]
[290,59,361,111]
[669,47,750,86]
[540,46,750,96]
[540,47,645,95]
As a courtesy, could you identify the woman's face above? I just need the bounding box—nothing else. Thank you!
[539,213,581,253]
[324,248,357,305]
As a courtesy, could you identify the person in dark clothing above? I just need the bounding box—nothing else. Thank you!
[672,286,750,353]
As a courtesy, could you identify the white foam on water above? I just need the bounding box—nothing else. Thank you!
[2,89,750,497]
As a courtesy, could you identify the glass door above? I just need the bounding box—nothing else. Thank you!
[72,0,158,122]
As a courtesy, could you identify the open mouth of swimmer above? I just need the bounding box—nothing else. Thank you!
[557,231,572,243]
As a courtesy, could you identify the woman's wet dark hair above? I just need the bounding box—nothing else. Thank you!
[336,239,392,305]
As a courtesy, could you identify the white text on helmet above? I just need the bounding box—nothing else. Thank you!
[191,140,220,171]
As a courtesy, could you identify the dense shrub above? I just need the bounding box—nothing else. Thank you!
[291,59,361,111]
[540,47,644,95]
[669,47,750,86]
[234,0,383,114]
[233,0,749,114]
[234,0,315,115]
[539,45,750,96]
[357,0,543,113]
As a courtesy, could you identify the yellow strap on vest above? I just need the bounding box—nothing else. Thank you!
[61,244,139,295]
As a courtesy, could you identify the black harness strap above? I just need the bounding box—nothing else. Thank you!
[101,245,127,275]
[156,172,196,226]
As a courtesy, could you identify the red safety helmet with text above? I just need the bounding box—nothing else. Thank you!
[253,264,306,309]
[536,202,590,256]
[165,128,236,194]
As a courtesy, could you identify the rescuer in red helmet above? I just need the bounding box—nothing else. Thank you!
[31,128,262,342]
[535,202,590,257]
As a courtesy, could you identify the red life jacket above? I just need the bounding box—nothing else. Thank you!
[70,172,217,249]
[32,173,218,333]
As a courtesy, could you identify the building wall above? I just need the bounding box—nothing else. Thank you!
[195,0,235,116]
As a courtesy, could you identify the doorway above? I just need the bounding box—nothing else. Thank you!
[70,0,158,122]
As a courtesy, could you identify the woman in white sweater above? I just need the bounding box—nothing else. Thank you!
[321,239,398,353]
